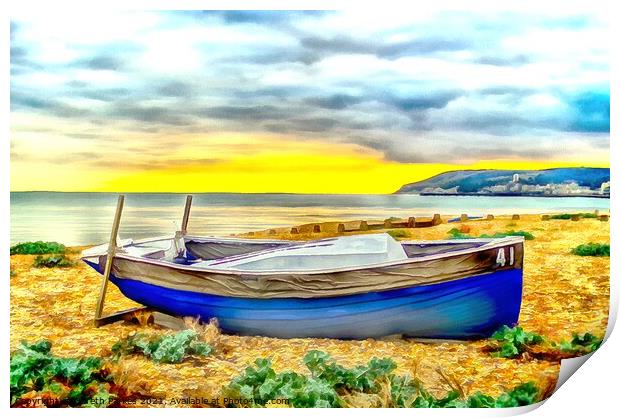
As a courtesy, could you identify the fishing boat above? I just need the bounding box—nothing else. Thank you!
[81,196,524,340]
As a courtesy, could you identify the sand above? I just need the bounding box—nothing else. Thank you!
[9,214,610,405]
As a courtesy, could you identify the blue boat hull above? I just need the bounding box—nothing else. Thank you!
[105,268,522,339]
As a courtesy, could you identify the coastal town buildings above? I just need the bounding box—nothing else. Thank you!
[421,173,610,196]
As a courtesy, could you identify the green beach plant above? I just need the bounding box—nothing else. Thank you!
[447,228,472,239]
[571,243,610,257]
[11,241,66,255]
[32,254,76,268]
[111,329,212,364]
[387,229,409,239]
[10,340,115,407]
[488,326,603,360]
[222,350,542,408]
[489,326,545,358]
[447,229,534,240]
[550,212,598,220]
[558,333,603,354]
[479,230,535,240]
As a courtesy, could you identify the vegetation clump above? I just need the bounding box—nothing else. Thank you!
[10,340,123,407]
[447,229,534,240]
[558,333,603,354]
[550,213,598,220]
[223,350,395,407]
[571,243,610,257]
[447,228,473,239]
[222,350,542,408]
[392,377,539,408]
[33,254,76,268]
[11,241,66,255]
[488,326,603,360]
[490,326,545,358]
[111,329,212,364]
[387,229,409,239]
[479,230,534,240]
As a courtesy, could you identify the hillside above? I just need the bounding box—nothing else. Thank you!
[395,168,610,197]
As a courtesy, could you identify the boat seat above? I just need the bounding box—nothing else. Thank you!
[122,245,167,259]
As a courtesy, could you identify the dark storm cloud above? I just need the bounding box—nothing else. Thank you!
[10,92,51,110]
[305,94,365,110]
[10,44,42,74]
[386,91,463,111]
[156,81,195,98]
[350,136,559,165]
[10,92,90,118]
[230,50,322,66]
[84,156,223,170]
[264,116,374,134]
[79,87,133,102]
[198,105,290,121]
[106,102,194,126]
[10,46,28,64]
[74,54,126,70]
[277,117,340,132]
[233,86,305,100]
[298,35,471,61]
[444,145,557,161]
[300,35,376,55]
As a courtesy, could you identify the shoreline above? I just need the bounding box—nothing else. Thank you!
[413,192,610,198]
[10,212,611,247]
[10,190,612,198]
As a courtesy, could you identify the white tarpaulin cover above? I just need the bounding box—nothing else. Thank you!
[194,233,408,272]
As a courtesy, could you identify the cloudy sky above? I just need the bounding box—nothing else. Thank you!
[10,7,609,193]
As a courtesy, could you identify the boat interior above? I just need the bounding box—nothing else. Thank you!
[83,233,497,271]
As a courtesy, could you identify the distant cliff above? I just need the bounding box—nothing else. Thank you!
[394,167,610,197]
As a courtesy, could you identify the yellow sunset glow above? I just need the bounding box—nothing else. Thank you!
[10,132,608,194]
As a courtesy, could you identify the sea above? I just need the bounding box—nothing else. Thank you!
[10,192,610,246]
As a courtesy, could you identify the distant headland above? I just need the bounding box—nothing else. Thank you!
[394,167,610,198]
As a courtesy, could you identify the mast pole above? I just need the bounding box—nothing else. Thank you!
[181,195,193,234]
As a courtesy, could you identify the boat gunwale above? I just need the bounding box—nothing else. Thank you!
[82,235,524,276]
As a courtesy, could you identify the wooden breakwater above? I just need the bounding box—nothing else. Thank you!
[289,214,443,235]
[245,211,610,237]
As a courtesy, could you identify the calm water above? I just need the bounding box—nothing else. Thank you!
[10,192,610,246]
